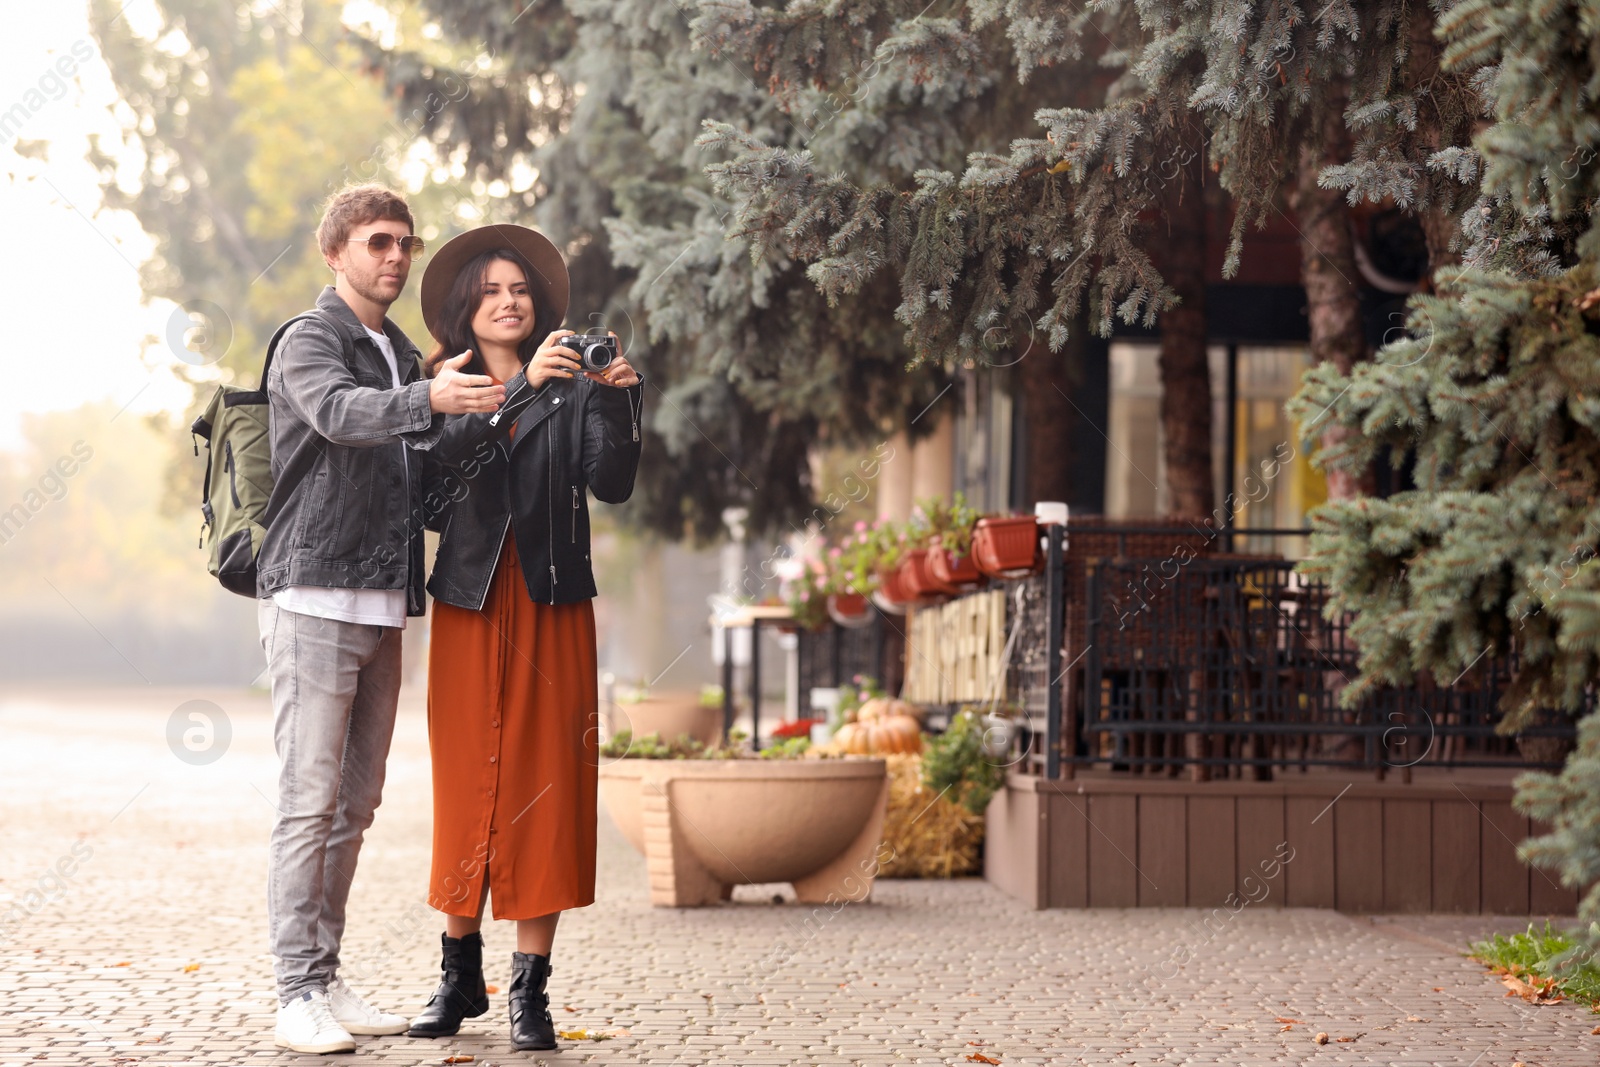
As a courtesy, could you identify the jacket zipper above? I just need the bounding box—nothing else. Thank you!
[475,515,512,612]
[572,486,578,543]
[547,418,557,603]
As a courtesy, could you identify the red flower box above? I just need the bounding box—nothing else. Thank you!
[927,547,985,591]
[972,516,1043,578]
[827,591,872,627]
[902,547,958,598]
[878,562,916,605]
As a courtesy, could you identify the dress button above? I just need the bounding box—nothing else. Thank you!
[491,720,499,728]
[487,788,495,798]
[489,755,497,763]
[490,826,497,834]
[552,397,562,405]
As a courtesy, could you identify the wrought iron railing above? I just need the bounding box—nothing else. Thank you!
[793,523,1580,777]
[1076,555,1577,774]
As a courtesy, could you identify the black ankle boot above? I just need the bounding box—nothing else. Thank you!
[406,931,490,1038]
[508,951,556,1051]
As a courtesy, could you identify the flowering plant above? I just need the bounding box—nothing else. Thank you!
[779,554,830,631]
[825,520,882,597]
[914,491,982,556]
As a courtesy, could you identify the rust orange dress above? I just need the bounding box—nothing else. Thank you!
[425,421,600,920]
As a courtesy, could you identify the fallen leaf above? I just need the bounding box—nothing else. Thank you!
[965,1055,1001,1065]
[1405,1015,1424,1022]
[1502,972,1564,1004]
[1275,1017,1303,1024]
[1592,1025,1600,1035]
[484,984,499,994]
[182,963,200,973]
[564,1005,577,1012]
[114,961,131,967]
[1432,987,1444,992]
[1278,1025,1293,1033]
[559,1030,590,1040]
[1314,1032,1329,1045]
[442,1057,474,1065]
[1336,1034,1360,1043]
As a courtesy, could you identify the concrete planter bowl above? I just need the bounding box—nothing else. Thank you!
[597,757,890,907]
[610,694,723,747]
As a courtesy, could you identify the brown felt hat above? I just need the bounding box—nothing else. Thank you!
[419,223,570,344]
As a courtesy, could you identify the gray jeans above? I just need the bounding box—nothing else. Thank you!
[257,598,402,1003]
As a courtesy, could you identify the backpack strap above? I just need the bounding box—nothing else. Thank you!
[260,308,354,392]
[256,308,357,530]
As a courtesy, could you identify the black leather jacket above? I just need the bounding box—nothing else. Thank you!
[422,369,644,609]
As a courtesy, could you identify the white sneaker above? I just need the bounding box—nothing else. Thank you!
[328,975,410,1036]
[274,989,356,1054]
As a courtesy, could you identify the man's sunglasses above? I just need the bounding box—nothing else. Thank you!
[346,234,426,258]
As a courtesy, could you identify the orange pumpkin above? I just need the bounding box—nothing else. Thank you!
[857,696,926,723]
[833,713,923,755]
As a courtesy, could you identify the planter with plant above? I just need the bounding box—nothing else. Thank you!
[596,725,891,907]
[823,521,881,626]
[609,683,724,748]
[971,514,1043,579]
[922,493,985,591]
[869,518,918,611]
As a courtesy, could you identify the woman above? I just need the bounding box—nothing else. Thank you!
[406,224,643,1052]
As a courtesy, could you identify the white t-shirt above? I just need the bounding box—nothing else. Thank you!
[272,324,409,629]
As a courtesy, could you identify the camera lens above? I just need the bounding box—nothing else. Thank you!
[584,341,614,371]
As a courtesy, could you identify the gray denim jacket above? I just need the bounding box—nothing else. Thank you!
[255,286,443,615]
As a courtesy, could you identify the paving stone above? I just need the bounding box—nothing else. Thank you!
[2,688,1597,1066]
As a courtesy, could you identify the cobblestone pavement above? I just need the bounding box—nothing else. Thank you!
[1,687,1596,1067]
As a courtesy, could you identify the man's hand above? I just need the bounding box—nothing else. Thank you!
[429,351,505,414]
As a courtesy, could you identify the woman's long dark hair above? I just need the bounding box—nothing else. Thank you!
[423,247,555,378]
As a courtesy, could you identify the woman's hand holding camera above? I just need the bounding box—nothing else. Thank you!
[525,331,584,389]
[590,330,639,388]
[526,329,639,389]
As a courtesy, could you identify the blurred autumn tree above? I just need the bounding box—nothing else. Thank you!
[86,0,487,514]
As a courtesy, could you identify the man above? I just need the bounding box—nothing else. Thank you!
[255,184,503,1054]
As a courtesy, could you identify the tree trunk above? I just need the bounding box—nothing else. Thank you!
[1291,91,1374,501]
[1021,342,1075,509]
[1020,316,1109,514]
[1157,127,1214,520]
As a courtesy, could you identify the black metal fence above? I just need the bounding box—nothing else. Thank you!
[1073,554,1578,775]
[796,609,906,702]
[788,525,1580,777]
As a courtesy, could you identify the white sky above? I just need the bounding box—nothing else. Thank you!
[0,2,192,451]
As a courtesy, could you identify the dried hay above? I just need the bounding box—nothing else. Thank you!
[878,753,985,878]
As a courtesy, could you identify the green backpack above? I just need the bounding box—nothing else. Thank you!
[191,310,350,596]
